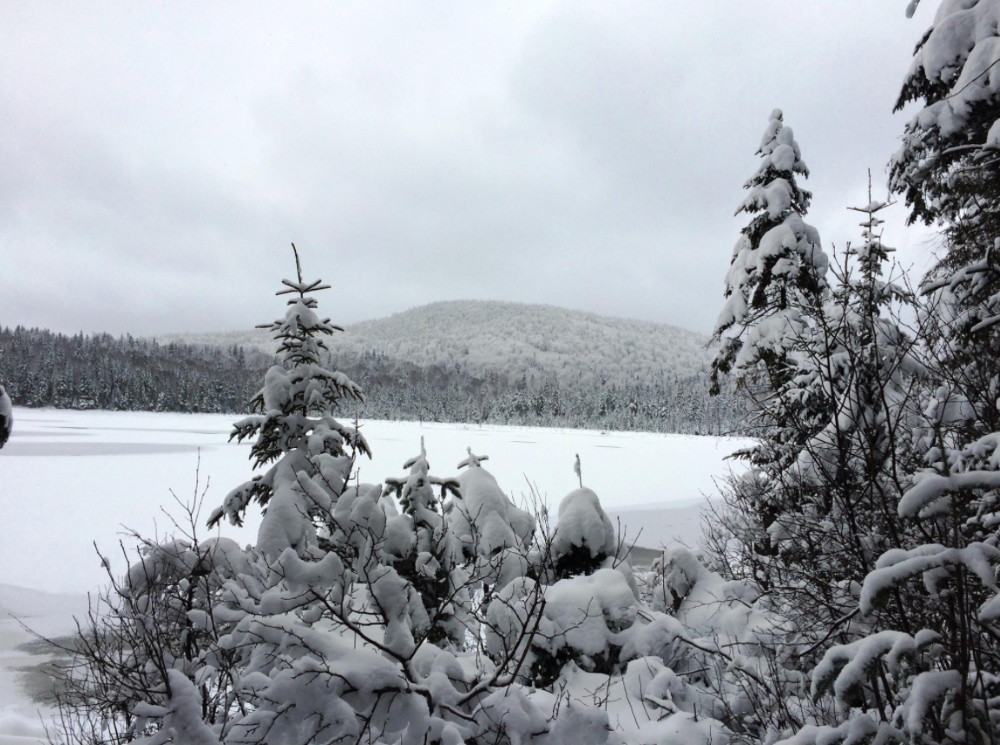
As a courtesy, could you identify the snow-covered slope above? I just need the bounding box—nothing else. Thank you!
[159,300,711,385]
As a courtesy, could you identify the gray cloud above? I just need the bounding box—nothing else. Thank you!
[0,1,939,337]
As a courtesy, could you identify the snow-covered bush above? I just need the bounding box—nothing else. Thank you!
[524,484,635,688]
[47,490,253,744]
[0,383,11,448]
[549,487,617,579]
[381,438,471,648]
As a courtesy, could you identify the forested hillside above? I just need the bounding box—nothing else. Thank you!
[163,300,712,385]
[0,305,744,434]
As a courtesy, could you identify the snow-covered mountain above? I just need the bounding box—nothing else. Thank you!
[159,300,711,386]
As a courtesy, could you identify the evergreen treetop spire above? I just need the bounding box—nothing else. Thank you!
[711,109,828,392]
[261,243,340,369]
[738,108,812,235]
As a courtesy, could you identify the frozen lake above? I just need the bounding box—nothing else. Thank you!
[0,408,750,595]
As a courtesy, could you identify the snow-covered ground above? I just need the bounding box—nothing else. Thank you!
[0,585,87,744]
[2,408,749,594]
[0,408,750,741]
[606,497,715,562]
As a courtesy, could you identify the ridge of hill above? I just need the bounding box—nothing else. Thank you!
[159,300,711,386]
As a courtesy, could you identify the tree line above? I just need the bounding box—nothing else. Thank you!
[0,326,745,435]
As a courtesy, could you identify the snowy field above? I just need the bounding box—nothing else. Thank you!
[0,408,749,743]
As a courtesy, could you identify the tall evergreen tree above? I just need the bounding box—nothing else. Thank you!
[707,110,832,596]
[711,109,829,403]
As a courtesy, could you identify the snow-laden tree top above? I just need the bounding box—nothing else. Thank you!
[892,0,1000,223]
[901,0,1000,142]
[711,109,828,389]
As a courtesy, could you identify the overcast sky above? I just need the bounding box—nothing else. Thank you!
[1,1,942,338]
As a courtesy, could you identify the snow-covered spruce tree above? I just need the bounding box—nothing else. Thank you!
[704,186,932,740]
[206,244,369,557]
[710,108,829,407]
[892,0,1000,457]
[447,448,537,564]
[699,114,835,737]
[753,195,926,637]
[707,110,831,589]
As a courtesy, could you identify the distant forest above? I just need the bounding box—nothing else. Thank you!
[0,326,745,435]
